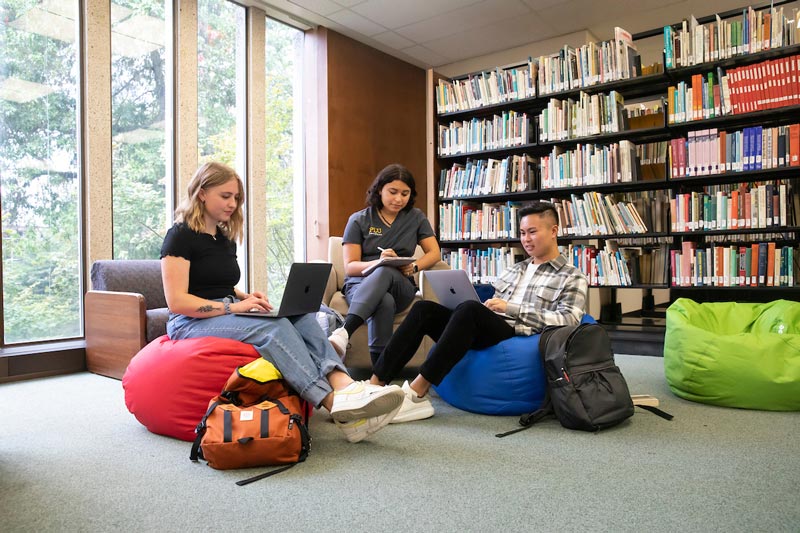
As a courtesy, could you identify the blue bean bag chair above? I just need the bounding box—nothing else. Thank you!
[434,314,596,415]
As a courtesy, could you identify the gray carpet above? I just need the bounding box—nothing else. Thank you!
[1,354,798,532]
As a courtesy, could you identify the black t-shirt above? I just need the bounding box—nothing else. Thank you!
[160,222,240,300]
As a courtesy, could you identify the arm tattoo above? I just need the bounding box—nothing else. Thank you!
[197,305,215,313]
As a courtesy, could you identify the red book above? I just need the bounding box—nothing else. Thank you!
[794,56,800,105]
[767,242,776,286]
[681,241,697,286]
[744,191,752,227]
[790,124,800,167]
[670,139,680,178]
[738,246,747,285]
[750,243,760,286]
[779,57,789,106]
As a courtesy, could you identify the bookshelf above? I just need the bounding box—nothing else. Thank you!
[427,3,800,327]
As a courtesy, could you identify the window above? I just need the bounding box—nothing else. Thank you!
[197,0,247,281]
[265,18,304,300]
[197,0,246,171]
[0,0,81,344]
[111,0,171,259]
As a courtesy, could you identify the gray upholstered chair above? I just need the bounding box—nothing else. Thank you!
[85,260,169,379]
[322,236,450,373]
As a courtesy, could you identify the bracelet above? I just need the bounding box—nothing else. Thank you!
[223,301,232,315]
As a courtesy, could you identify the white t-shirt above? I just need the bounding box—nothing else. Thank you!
[503,262,539,326]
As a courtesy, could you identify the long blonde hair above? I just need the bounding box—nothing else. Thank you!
[174,162,245,243]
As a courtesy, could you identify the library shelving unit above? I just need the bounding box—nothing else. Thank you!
[426,2,800,335]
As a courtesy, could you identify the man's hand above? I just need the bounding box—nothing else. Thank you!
[484,298,508,314]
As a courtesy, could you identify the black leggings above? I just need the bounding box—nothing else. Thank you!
[373,300,515,385]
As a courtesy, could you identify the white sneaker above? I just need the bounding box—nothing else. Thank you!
[328,327,349,358]
[390,380,435,423]
[335,400,403,443]
[330,381,405,423]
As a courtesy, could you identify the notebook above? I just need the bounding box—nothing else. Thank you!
[233,262,332,318]
[424,269,510,318]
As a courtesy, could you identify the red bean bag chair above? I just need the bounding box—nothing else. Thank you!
[123,335,260,441]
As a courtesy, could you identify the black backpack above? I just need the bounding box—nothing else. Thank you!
[498,323,669,437]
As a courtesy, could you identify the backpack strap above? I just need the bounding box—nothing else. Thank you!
[234,414,311,486]
[495,396,554,438]
[235,463,299,486]
[636,404,674,420]
[190,400,220,462]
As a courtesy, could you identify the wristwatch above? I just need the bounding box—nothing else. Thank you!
[412,263,419,274]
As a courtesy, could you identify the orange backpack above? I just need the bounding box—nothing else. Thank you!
[191,360,311,485]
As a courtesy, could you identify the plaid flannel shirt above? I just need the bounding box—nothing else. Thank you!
[491,254,588,336]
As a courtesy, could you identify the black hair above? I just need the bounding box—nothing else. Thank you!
[518,201,559,226]
[365,164,417,211]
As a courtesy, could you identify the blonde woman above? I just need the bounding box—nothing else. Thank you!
[160,162,404,442]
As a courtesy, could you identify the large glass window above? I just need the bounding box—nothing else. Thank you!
[197,0,245,170]
[111,0,171,259]
[0,0,81,344]
[197,0,246,282]
[265,18,304,300]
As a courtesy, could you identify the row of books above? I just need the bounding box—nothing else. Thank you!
[437,111,532,157]
[438,155,537,199]
[540,141,639,189]
[538,90,626,142]
[438,201,520,241]
[566,242,670,286]
[670,181,797,232]
[537,27,645,96]
[440,246,525,284]
[435,61,538,114]
[549,192,649,237]
[637,141,669,167]
[667,55,800,123]
[669,124,800,178]
[672,241,797,287]
[664,6,800,69]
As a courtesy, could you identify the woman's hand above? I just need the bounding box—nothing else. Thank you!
[234,293,273,313]
[379,247,398,258]
[484,298,508,314]
[399,263,415,276]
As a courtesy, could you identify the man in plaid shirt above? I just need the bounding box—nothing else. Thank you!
[370,201,588,423]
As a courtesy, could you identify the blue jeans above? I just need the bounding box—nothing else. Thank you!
[167,301,348,407]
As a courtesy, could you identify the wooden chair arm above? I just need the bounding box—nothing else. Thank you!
[85,290,147,379]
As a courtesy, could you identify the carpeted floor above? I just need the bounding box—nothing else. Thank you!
[1,354,798,532]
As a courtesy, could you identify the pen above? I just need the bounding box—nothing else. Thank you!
[377,246,386,252]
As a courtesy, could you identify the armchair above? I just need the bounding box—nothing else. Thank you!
[85,260,169,379]
[322,236,450,374]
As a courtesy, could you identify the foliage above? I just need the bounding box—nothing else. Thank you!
[1,0,81,342]
[265,19,302,301]
[0,1,302,344]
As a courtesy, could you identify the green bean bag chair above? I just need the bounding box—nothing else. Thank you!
[664,298,800,411]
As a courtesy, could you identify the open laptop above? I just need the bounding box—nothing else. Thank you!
[424,269,483,310]
[234,262,332,318]
[425,269,512,318]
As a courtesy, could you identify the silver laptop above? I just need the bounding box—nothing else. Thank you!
[234,262,332,318]
[425,269,511,318]
[424,269,482,310]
